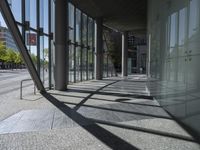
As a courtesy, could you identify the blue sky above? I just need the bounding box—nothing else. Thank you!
[0,13,7,27]
[0,0,49,56]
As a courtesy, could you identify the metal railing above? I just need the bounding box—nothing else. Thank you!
[20,79,36,100]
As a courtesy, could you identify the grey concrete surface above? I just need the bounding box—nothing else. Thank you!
[0,69,54,122]
[0,74,200,150]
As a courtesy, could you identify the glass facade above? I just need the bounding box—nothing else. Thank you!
[68,3,95,83]
[7,0,53,88]
[148,0,200,135]
[103,31,116,78]
[5,0,116,89]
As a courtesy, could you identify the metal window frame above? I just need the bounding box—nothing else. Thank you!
[80,12,83,81]
[74,6,77,83]
[37,0,40,79]
[92,20,95,79]
[86,16,89,80]
[48,0,52,89]
[0,0,45,92]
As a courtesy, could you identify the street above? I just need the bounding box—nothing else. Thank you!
[0,69,49,122]
[0,69,33,96]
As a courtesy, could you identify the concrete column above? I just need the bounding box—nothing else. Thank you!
[55,0,68,90]
[95,18,103,80]
[122,31,128,77]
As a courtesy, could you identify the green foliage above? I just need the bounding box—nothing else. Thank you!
[5,48,16,63]
[104,32,122,67]
[0,42,24,65]
[44,48,49,60]
[15,52,24,64]
[30,53,37,65]
[0,42,7,62]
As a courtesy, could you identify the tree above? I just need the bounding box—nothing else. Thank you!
[104,30,122,71]
[5,48,16,63]
[4,48,17,69]
[0,42,7,62]
[30,53,37,66]
[15,52,24,65]
[43,48,49,69]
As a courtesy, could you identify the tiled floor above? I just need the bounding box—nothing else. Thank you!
[0,75,200,150]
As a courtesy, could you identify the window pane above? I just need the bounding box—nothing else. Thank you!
[69,3,74,42]
[40,0,49,34]
[69,44,74,83]
[76,9,81,44]
[76,47,81,82]
[26,0,37,29]
[9,0,22,23]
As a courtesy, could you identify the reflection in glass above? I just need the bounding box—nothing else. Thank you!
[69,45,74,83]
[169,13,177,56]
[76,47,81,82]
[76,9,81,44]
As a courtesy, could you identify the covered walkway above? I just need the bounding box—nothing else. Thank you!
[0,75,199,149]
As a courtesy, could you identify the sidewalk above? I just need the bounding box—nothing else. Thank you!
[0,75,199,150]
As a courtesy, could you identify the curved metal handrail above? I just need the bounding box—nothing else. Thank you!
[20,79,36,100]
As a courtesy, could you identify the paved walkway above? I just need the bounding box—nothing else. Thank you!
[0,75,200,149]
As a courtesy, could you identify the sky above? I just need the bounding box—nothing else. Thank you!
[0,13,7,27]
[0,0,49,56]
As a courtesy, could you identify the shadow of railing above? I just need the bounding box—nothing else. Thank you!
[42,92,140,150]
[60,101,172,120]
[48,92,161,108]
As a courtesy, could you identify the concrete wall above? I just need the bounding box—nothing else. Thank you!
[148,0,200,137]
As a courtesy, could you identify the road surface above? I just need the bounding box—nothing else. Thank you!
[0,69,33,96]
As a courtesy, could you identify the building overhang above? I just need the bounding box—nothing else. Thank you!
[70,0,147,32]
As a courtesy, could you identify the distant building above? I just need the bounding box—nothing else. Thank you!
[0,26,18,51]
[128,34,147,74]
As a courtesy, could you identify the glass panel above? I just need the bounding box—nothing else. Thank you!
[88,49,93,80]
[69,44,74,83]
[189,0,199,38]
[169,12,177,57]
[82,14,87,45]
[9,0,22,23]
[40,36,44,83]
[178,8,187,57]
[43,36,49,87]
[76,9,81,44]
[179,8,187,46]
[103,53,107,78]
[69,3,74,42]
[40,0,49,34]
[82,14,87,80]
[75,47,81,82]
[26,30,38,69]
[82,48,87,80]
[88,18,94,79]
[26,0,37,29]
[50,40,55,87]
[88,18,93,46]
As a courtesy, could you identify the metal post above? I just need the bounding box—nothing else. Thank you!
[74,7,77,83]
[48,0,52,89]
[80,12,83,81]
[122,31,128,77]
[92,20,95,79]
[37,0,41,77]
[86,16,89,80]
[22,0,25,40]
[95,18,103,80]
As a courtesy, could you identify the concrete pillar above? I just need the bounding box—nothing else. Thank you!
[55,0,68,90]
[95,18,103,80]
[122,31,128,77]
